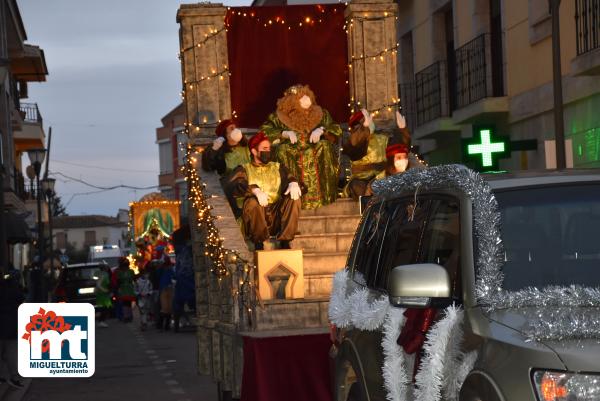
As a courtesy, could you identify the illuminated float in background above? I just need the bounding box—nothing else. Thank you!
[128,193,180,272]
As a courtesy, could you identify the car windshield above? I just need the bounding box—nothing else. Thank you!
[64,266,102,282]
[495,183,600,291]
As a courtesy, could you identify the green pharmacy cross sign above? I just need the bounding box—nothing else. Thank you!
[462,126,510,171]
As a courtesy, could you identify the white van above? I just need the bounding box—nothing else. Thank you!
[88,245,122,268]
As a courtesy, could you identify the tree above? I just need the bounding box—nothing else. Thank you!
[51,195,67,217]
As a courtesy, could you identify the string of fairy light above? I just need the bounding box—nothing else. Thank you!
[183,145,258,320]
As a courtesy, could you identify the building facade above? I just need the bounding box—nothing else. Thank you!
[397,0,600,170]
[1,0,49,270]
[156,102,188,221]
[53,213,129,253]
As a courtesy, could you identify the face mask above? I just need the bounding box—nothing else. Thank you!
[299,95,312,109]
[394,159,409,173]
[228,128,242,143]
[258,151,271,164]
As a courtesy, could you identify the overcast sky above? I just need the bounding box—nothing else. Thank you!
[18,0,249,216]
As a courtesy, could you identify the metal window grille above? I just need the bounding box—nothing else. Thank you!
[415,61,445,126]
[576,0,600,55]
[454,34,488,109]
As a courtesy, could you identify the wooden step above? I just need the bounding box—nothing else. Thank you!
[292,232,355,253]
[300,198,360,217]
[303,252,348,275]
[305,274,335,298]
[297,215,362,235]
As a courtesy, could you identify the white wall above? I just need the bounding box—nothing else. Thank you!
[53,225,127,251]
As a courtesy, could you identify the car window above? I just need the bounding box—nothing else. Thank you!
[420,198,462,299]
[64,267,101,282]
[352,201,391,286]
[375,197,431,291]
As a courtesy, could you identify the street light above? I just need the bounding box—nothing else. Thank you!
[27,148,46,301]
[42,177,56,291]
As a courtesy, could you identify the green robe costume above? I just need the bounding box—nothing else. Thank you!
[261,111,342,209]
[95,270,112,309]
[342,133,388,198]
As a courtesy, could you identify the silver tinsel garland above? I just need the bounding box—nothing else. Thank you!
[372,165,600,341]
[524,307,600,342]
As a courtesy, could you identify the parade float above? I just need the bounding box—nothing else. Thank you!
[128,193,180,270]
[176,1,401,399]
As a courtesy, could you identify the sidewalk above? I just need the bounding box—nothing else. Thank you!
[0,379,32,401]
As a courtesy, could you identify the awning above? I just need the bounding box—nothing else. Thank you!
[5,210,32,244]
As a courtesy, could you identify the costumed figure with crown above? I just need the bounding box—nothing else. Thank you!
[342,110,422,199]
[227,132,304,251]
[260,85,342,209]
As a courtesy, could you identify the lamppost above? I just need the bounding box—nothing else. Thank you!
[27,148,46,301]
[41,177,56,282]
[549,0,566,170]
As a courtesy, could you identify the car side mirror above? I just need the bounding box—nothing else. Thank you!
[387,263,451,308]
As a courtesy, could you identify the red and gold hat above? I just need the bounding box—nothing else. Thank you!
[248,131,269,150]
[215,119,236,138]
[348,111,365,128]
[386,143,409,158]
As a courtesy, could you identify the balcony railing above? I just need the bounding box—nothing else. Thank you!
[454,34,489,109]
[576,0,600,55]
[19,103,43,124]
[415,61,447,126]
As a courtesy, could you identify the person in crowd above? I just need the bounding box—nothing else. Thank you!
[172,226,196,332]
[115,257,136,323]
[134,269,153,331]
[157,256,175,331]
[227,132,303,251]
[95,264,113,328]
[260,85,341,209]
[0,271,26,389]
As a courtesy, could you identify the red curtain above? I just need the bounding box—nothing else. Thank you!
[241,333,333,401]
[227,5,349,128]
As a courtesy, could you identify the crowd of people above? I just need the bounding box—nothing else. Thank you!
[95,252,195,332]
[202,84,423,251]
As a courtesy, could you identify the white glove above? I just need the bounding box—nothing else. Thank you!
[284,181,302,200]
[212,136,225,150]
[309,126,324,143]
[361,109,375,133]
[396,111,406,129]
[229,128,243,144]
[282,130,298,144]
[251,187,269,207]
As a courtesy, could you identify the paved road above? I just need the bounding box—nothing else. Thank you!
[21,317,218,401]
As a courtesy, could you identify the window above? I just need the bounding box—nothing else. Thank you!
[159,141,173,174]
[375,198,431,290]
[420,198,461,299]
[84,231,96,247]
[176,132,187,167]
[56,232,67,249]
[352,201,391,286]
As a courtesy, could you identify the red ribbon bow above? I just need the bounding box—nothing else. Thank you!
[397,308,437,381]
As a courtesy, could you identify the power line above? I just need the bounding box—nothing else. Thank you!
[50,171,159,191]
[52,159,156,173]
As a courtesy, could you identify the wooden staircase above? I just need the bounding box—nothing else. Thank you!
[293,198,361,298]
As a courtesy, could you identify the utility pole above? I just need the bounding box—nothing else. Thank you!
[549,0,566,170]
